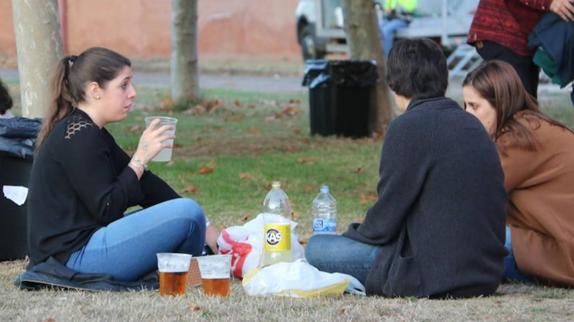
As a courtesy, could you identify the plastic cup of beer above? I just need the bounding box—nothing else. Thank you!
[157,253,192,296]
[197,254,232,297]
[144,116,178,162]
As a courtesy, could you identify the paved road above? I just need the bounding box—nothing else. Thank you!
[2,68,569,99]
[0,68,306,94]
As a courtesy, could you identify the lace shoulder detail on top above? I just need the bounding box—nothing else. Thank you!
[64,116,94,140]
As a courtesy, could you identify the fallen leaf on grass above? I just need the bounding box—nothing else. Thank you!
[183,104,206,115]
[183,99,225,115]
[160,97,174,110]
[303,184,314,193]
[198,166,214,175]
[183,185,198,194]
[233,99,242,108]
[205,99,224,114]
[266,105,302,121]
[247,127,262,134]
[239,173,253,180]
[354,167,365,174]
[277,106,300,118]
[241,214,251,222]
[360,193,378,204]
[198,160,216,174]
[336,306,348,315]
[291,211,301,220]
[285,146,300,153]
[189,304,202,312]
[298,156,320,165]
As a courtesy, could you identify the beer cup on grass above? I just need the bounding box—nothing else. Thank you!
[197,254,232,297]
[157,253,192,296]
[144,116,177,162]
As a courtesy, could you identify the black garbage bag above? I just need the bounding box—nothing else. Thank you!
[0,117,42,158]
[302,60,379,88]
[302,60,378,138]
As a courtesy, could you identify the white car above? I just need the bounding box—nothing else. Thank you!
[295,0,328,60]
[295,0,477,60]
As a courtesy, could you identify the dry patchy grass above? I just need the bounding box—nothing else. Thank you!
[2,260,573,321]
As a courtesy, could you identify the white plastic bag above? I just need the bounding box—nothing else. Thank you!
[217,213,305,278]
[242,259,366,297]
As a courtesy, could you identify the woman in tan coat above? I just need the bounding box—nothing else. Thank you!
[462,60,574,286]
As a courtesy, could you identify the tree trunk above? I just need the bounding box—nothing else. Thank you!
[342,0,395,133]
[171,0,200,103]
[12,0,63,118]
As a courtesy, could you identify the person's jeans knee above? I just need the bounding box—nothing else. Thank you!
[380,18,409,57]
[66,197,206,281]
[306,234,382,285]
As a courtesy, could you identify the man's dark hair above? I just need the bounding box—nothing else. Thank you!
[385,38,448,100]
[0,78,13,115]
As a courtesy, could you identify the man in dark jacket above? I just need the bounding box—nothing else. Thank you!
[306,38,507,298]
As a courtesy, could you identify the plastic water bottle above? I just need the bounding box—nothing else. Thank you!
[312,185,337,234]
[260,181,293,267]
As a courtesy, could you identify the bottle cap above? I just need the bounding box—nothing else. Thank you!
[272,181,281,189]
[320,184,329,193]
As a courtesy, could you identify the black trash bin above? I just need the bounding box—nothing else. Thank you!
[302,60,378,138]
[0,117,41,261]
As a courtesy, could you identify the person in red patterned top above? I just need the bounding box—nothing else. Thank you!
[468,0,574,98]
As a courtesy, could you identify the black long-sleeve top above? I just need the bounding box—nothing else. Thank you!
[344,97,507,298]
[27,109,179,265]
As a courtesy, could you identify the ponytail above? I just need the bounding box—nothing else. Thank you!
[36,55,78,149]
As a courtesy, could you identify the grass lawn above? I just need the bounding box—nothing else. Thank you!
[2,86,574,321]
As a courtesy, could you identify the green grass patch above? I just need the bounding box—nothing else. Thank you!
[104,88,574,237]
[107,89,380,236]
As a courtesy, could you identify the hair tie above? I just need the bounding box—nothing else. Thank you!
[64,55,78,83]
[67,55,78,66]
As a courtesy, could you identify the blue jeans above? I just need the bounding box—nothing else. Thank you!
[379,18,409,57]
[504,226,533,283]
[305,234,382,285]
[66,198,206,281]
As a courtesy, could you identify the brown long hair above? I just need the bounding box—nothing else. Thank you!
[463,60,573,152]
[36,47,131,149]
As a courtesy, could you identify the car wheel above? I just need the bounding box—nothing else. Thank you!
[299,24,326,61]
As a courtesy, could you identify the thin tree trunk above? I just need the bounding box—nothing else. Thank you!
[342,0,395,133]
[12,0,63,118]
[171,0,200,103]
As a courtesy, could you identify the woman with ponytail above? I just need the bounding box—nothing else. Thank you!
[26,47,209,283]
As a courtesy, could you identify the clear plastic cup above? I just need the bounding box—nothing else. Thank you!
[144,116,177,162]
[197,254,232,297]
[156,253,192,296]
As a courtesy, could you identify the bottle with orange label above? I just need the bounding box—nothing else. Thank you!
[260,181,293,267]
